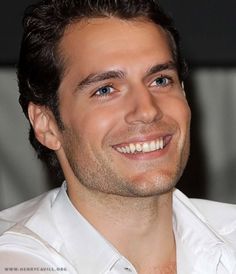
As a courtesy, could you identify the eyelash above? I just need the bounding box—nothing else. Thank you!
[93,84,115,98]
[150,75,173,88]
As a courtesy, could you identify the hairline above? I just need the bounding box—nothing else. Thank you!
[55,16,179,86]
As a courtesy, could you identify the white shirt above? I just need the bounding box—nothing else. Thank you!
[0,183,236,274]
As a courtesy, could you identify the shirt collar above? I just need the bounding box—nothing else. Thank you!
[51,183,129,274]
[173,189,236,273]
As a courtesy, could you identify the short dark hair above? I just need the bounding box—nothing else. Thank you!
[18,0,187,183]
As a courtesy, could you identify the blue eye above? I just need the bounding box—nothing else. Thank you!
[151,76,171,87]
[95,86,114,96]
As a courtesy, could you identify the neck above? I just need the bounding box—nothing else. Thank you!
[68,182,176,272]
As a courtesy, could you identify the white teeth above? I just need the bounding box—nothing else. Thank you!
[142,142,149,152]
[125,146,130,153]
[122,147,127,153]
[117,147,123,153]
[116,137,165,154]
[156,139,160,150]
[136,143,142,152]
[150,141,156,151]
[129,143,136,153]
[160,138,164,149]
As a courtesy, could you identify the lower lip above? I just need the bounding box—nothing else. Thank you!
[114,137,172,161]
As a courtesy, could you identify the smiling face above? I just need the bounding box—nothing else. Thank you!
[55,17,191,198]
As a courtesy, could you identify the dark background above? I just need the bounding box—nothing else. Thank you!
[1,0,236,65]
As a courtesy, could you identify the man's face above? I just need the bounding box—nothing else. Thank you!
[56,17,191,197]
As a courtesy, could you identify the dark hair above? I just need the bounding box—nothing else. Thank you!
[17,0,187,183]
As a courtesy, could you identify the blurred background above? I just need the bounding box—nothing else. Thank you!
[0,0,236,210]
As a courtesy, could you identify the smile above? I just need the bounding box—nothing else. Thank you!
[114,136,170,154]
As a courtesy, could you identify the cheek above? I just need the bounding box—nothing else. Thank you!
[70,106,121,144]
[174,100,191,151]
[176,101,191,129]
[162,97,191,129]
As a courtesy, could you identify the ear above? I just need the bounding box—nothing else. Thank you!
[28,102,61,151]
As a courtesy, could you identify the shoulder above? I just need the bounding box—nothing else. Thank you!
[0,188,60,252]
[0,188,60,234]
[0,187,76,273]
[191,198,236,239]
[190,198,236,228]
[174,189,236,245]
[0,228,75,274]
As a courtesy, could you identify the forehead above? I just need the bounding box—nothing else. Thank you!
[59,17,173,77]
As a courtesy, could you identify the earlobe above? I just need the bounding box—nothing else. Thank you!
[28,102,61,151]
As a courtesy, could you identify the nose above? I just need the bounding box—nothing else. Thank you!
[124,85,163,125]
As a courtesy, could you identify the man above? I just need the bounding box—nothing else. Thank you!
[0,0,235,273]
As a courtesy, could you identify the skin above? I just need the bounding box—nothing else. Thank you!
[29,17,191,273]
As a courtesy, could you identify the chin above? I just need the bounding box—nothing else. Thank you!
[123,171,179,198]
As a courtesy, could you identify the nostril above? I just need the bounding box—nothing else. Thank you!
[124,86,163,124]
[124,100,163,124]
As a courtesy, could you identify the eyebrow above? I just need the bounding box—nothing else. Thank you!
[146,61,177,77]
[75,70,125,92]
[75,61,177,92]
